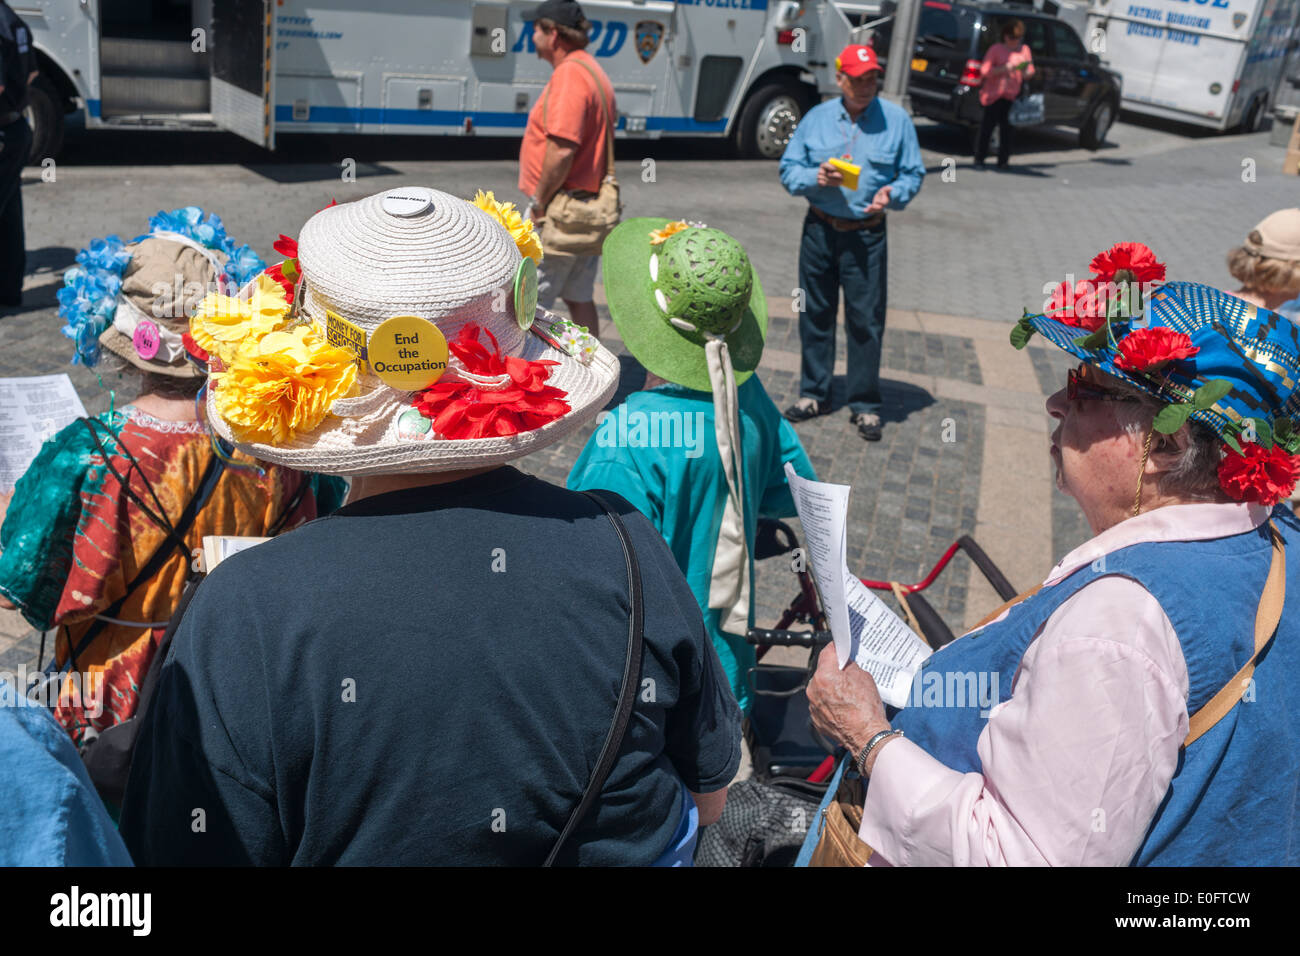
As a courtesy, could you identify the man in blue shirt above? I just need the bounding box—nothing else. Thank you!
[778,44,925,442]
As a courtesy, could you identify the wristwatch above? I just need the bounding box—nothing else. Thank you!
[853,728,903,776]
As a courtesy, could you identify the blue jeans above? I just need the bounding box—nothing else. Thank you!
[797,212,888,416]
[652,780,700,866]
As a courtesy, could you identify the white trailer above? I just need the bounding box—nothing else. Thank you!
[1085,0,1300,131]
[15,0,868,162]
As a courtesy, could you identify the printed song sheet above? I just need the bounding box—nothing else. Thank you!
[201,536,271,573]
[0,375,88,494]
[784,464,931,708]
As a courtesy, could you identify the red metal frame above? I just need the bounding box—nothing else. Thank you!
[859,539,963,595]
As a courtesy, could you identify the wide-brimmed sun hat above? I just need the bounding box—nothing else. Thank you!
[1014,241,1300,506]
[57,207,264,376]
[601,217,767,392]
[194,186,619,476]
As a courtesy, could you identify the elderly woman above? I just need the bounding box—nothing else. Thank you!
[1226,208,1300,320]
[0,212,346,772]
[802,243,1300,866]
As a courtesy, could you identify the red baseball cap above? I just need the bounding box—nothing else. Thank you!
[836,45,882,77]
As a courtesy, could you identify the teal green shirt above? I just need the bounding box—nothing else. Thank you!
[567,376,817,712]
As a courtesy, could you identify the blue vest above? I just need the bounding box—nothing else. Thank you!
[891,506,1300,865]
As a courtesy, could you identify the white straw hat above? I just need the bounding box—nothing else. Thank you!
[204,186,619,475]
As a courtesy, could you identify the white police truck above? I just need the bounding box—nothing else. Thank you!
[16,0,876,163]
[1085,0,1300,131]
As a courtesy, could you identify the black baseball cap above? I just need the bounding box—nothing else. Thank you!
[528,0,586,28]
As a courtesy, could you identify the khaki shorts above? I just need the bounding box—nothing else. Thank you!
[537,253,600,309]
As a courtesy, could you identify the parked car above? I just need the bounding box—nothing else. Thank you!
[877,1,1123,151]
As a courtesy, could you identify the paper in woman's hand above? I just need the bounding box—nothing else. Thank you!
[0,375,88,493]
[784,464,931,708]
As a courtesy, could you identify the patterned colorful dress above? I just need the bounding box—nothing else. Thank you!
[0,406,347,747]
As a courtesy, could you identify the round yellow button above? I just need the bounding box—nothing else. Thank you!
[368,315,449,392]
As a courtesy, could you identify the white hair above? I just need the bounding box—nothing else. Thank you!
[1108,380,1225,501]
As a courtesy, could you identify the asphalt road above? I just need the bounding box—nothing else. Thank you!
[12,109,1295,330]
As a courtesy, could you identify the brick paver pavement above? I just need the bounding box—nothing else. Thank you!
[2,115,1292,694]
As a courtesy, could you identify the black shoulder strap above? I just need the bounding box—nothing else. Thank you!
[59,426,226,671]
[544,491,644,867]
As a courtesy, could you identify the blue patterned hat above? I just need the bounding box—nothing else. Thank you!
[1016,280,1300,452]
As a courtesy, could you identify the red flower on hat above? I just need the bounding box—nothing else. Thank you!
[181,331,209,365]
[413,323,571,440]
[265,261,298,302]
[272,234,298,259]
[1089,242,1166,284]
[1113,328,1199,373]
[266,235,302,302]
[1048,279,1105,331]
[1218,441,1300,507]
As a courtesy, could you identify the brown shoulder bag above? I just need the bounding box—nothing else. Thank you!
[539,58,622,256]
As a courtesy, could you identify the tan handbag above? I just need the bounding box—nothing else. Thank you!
[809,772,874,867]
[809,522,1286,866]
[539,58,621,257]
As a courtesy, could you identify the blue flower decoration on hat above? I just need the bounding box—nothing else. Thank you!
[1012,241,1300,505]
[58,207,266,368]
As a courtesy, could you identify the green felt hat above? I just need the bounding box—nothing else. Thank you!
[601,218,768,392]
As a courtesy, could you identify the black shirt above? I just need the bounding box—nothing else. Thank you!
[120,467,742,865]
[0,3,35,115]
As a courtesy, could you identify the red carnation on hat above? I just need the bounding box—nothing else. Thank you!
[272,234,298,259]
[265,261,297,302]
[1113,327,1199,372]
[1089,242,1166,284]
[1218,441,1300,507]
[413,323,570,440]
[1048,279,1105,331]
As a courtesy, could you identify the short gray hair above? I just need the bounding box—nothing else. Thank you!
[1108,381,1224,501]
[101,351,205,401]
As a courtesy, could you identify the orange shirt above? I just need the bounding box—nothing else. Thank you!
[518,50,617,197]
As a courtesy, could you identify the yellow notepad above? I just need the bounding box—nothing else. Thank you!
[827,157,861,191]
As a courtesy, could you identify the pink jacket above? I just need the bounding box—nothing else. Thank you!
[979,42,1035,107]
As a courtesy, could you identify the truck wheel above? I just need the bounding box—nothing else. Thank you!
[23,76,64,165]
[734,82,811,159]
[1079,97,1115,151]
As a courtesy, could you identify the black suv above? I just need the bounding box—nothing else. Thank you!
[878,2,1122,150]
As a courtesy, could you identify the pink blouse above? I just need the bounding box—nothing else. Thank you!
[859,501,1271,866]
[979,42,1035,107]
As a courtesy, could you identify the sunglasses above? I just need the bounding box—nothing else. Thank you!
[1067,365,1141,402]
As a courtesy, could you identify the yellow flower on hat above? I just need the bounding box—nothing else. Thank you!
[649,221,689,245]
[469,190,543,265]
[212,326,358,445]
[190,274,293,364]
